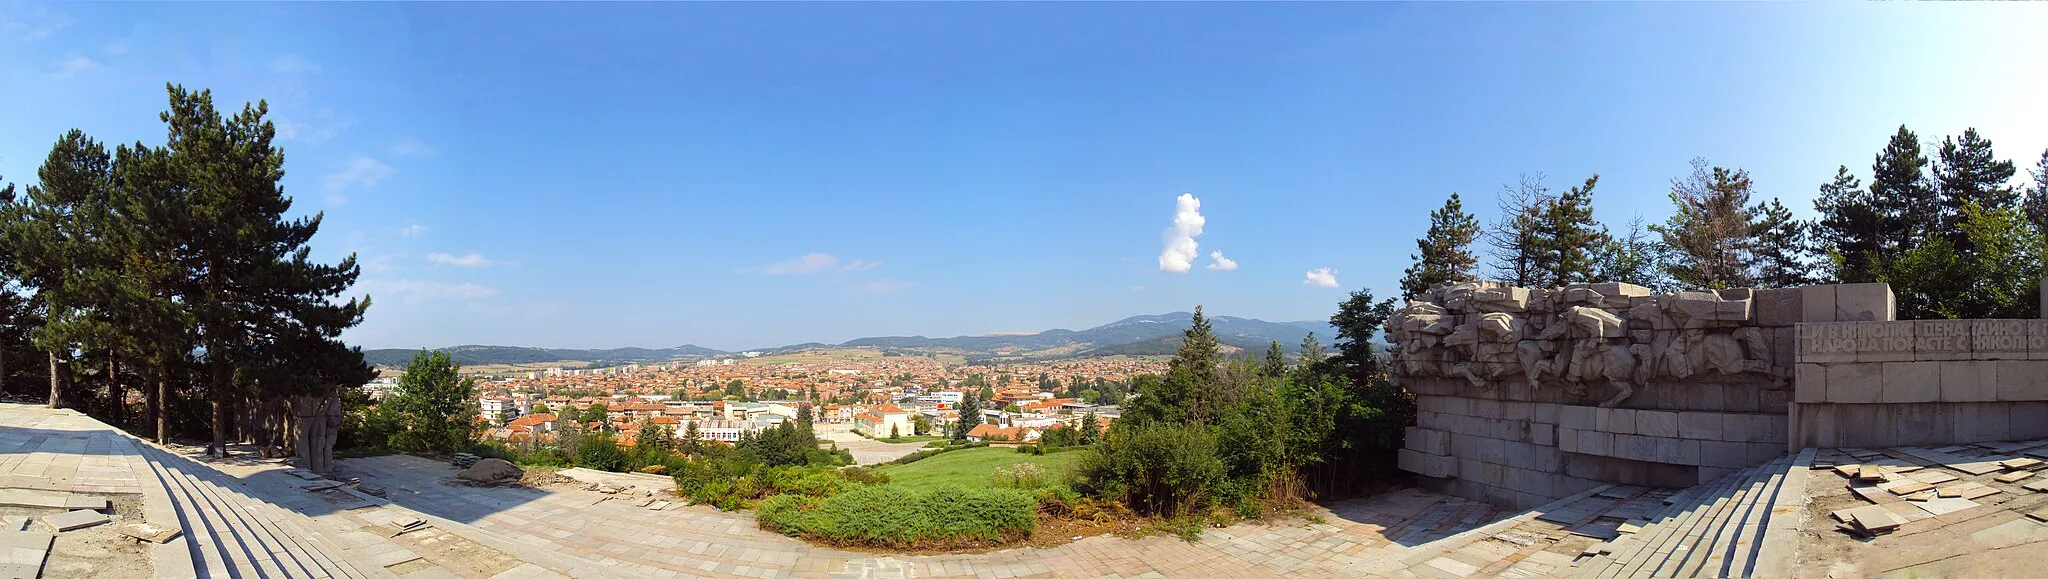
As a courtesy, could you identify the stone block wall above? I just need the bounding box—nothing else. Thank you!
[1389,280,1802,509]
[1392,279,2048,509]
[1791,318,2048,448]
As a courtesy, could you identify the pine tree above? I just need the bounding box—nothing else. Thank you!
[1261,340,1287,378]
[1593,217,1663,290]
[1653,160,1756,290]
[1750,198,1816,288]
[155,85,370,458]
[1485,174,1552,287]
[1398,193,1482,299]
[1933,128,2019,251]
[1811,165,1883,283]
[1870,125,1937,254]
[951,390,983,441]
[2021,149,2048,233]
[2,130,119,411]
[1536,175,1609,287]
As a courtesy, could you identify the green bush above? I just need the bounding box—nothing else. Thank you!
[838,466,891,486]
[756,484,1036,547]
[1075,422,1223,516]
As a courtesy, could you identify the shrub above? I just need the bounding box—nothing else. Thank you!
[756,485,1036,548]
[1075,422,1223,516]
[838,466,891,486]
[639,464,669,476]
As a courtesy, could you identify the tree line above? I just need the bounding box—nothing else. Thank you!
[1398,125,2048,319]
[0,85,371,471]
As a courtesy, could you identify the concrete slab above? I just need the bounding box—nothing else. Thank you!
[1918,497,1980,516]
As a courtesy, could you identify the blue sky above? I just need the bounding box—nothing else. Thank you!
[3,3,2045,351]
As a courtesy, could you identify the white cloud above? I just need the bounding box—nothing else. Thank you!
[853,279,912,293]
[270,54,320,74]
[1303,267,1340,288]
[360,280,498,303]
[390,137,437,158]
[104,39,129,56]
[426,252,495,268]
[757,253,842,275]
[49,56,96,79]
[1205,251,1238,271]
[398,224,427,237]
[1130,285,1145,293]
[321,156,394,204]
[1,6,71,43]
[1158,193,1206,273]
[275,108,355,143]
[838,259,883,273]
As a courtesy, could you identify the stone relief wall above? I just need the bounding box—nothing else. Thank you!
[1387,281,1801,407]
[1396,279,2048,510]
[1390,280,1816,508]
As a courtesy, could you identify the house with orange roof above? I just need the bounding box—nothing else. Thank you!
[854,403,914,438]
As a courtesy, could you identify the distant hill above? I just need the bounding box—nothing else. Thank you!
[364,312,1346,368]
[361,344,727,369]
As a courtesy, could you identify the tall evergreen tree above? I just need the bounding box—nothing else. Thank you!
[2,130,120,411]
[1128,306,1224,425]
[1398,192,1482,299]
[1869,125,1937,254]
[951,390,983,441]
[1593,217,1664,290]
[1750,198,1817,288]
[1811,165,1883,283]
[1261,340,1287,378]
[1535,175,1609,286]
[2022,149,2048,233]
[1485,174,1552,287]
[1933,128,2019,251]
[155,85,371,457]
[1653,159,1757,289]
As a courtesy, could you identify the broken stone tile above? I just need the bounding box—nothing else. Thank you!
[1909,471,1960,485]
[1902,490,1936,501]
[1938,482,2000,500]
[0,489,109,511]
[1833,464,1863,478]
[1996,471,2036,484]
[1856,465,1888,481]
[1883,501,1933,521]
[1571,520,1622,540]
[117,523,181,544]
[1618,519,1649,534]
[388,515,424,529]
[1880,480,1935,495]
[2030,507,2048,523]
[1917,497,1979,516]
[646,500,669,511]
[2001,457,2043,470]
[2025,479,2048,493]
[1852,485,1903,504]
[43,509,110,532]
[1,516,26,532]
[1844,505,1907,532]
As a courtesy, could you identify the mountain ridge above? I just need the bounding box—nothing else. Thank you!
[361,311,1340,368]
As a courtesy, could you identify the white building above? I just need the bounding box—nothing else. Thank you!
[480,397,520,424]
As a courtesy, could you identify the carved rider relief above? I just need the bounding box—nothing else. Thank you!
[1386,281,1787,407]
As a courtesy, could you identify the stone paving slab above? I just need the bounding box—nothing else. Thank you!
[40,509,110,532]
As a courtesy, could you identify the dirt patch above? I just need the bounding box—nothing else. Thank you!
[517,468,577,489]
[4,494,152,579]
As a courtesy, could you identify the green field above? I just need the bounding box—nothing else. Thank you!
[876,446,1088,491]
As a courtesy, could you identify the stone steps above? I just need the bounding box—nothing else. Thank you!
[1572,455,1799,579]
[134,441,378,578]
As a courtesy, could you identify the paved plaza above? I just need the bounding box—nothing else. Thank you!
[34,401,2048,578]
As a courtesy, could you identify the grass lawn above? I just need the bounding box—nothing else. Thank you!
[877,446,1088,491]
